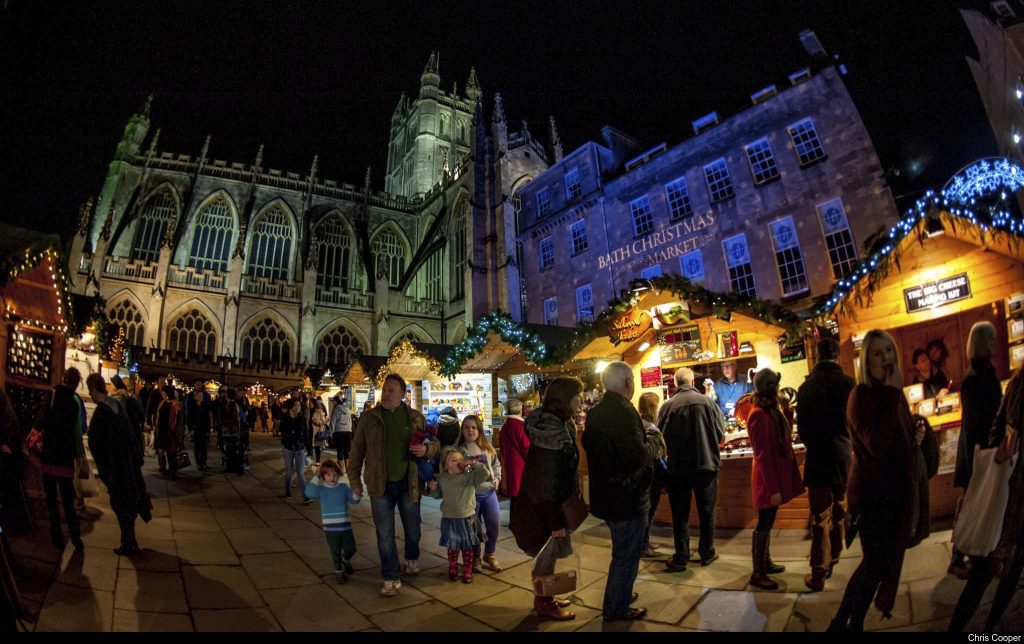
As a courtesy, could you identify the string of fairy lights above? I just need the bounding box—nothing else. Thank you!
[440,311,551,377]
[816,157,1024,317]
[377,338,443,385]
[3,247,74,334]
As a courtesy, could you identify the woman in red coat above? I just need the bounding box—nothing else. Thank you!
[830,329,917,632]
[498,398,529,508]
[747,368,803,590]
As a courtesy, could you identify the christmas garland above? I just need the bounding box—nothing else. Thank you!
[380,338,445,385]
[440,311,559,377]
[816,157,1024,318]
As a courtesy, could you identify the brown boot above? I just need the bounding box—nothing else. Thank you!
[749,530,779,590]
[804,568,826,592]
[534,595,576,621]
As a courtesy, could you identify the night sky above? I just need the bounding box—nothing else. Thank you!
[0,1,995,240]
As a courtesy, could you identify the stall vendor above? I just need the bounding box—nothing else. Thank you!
[713,360,752,418]
[912,348,949,399]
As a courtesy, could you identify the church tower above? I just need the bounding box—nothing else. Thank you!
[385,53,478,199]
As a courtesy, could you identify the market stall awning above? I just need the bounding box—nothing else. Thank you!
[440,311,581,377]
[374,340,451,384]
[572,278,797,362]
[339,355,388,385]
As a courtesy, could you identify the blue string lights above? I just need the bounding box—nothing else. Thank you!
[817,157,1024,316]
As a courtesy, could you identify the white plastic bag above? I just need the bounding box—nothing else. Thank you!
[953,447,1018,557]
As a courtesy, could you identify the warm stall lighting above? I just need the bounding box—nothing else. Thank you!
[638,341,651,352]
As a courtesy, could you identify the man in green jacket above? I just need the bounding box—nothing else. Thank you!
[349,373,439,597]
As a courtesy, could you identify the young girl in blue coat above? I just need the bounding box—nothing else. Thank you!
[305,459,361,583]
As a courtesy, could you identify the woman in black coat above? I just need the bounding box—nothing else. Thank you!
[950,322,1002,577]
[38,367,84,550]
[512,376,584,622]
[86,374,151,555]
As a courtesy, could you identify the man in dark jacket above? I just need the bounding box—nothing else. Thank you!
[796,338,855,592]
[86,374,151,555]
[657,367,725,571]
[583,361,660,622]
[38,367,85,551]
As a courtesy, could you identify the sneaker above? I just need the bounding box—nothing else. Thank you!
[404,560,419,575]
[380,579,401,596]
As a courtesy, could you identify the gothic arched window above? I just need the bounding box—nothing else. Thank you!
[167,308,217,358]
[390,331,423,353]
[109,299,145,348]
[188,197,233,273]
[247,205,293,281]
[451,206,467,298]
[315,217,353,292]
[241,317,292,364]
[317,324,364,367]
[372,228,406,288]
[132,189,176,262]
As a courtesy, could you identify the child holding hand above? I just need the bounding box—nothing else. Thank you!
[428,447,491,583]
[305,459,360,583]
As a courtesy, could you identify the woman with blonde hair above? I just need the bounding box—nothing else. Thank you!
[638,392,667,559]
[458,415,503,572]
[830,329,917,632]
[949,321,1002,578]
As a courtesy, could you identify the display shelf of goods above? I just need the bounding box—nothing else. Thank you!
[7,327,53,382]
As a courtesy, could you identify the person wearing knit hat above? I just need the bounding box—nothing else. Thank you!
[436,406,461,448]
[746,367,803,590]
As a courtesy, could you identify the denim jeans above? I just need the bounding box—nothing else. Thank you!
[282,447,307,498]
[473,490,501,558]
[370,480,422,581]
[604,515,644,618]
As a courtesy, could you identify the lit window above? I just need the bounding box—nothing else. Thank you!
[576,284,594,323]
[543,297,558,326]
[317,323,365,367]
[570,220,588,256]
[640,265,662,280]
[679,249,704,282]
[536,187,552,217]
[539,237,554,269]
[315,216,354,294]
[188,197,234,273]
[704,158,735,203]
[451,205,467,298]
[745,138,780,185]
[371,228,407,288]
[664,177,693,220]
[816,198,859,278]
[167,308,217,358]
[425,249,442,301]
[768,216,809,296]
[788,118,827,167]
[132,189,176,262]
[722,234,755,297]
[241,317,293,364]
[565,168,582,200]
[108,299,145,347]
[630,195,654,236]
[247,205,294,281]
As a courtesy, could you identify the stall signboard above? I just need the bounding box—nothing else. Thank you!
[661,324,702,363]
[780,340,806,364]
[903,273,971,314]
[610,309,653,344]
[640,366,662,389]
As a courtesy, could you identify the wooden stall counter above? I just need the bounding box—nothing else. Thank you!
[653,420,963,530]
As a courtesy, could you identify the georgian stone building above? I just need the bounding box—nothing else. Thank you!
[68,54,552,385]
[513,37,900,326]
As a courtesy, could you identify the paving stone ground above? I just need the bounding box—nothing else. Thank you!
[9,432,1024,632]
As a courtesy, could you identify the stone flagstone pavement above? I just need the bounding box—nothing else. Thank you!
[8,432,1024,632]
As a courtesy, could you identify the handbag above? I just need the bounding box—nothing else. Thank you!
[952,446,1018,556]
[562,485,589,532]
[175,450,192,470]
[73,472,99,498]
[24,427,43,455]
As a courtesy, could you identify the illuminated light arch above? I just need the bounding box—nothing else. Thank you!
[943,157,1024,204]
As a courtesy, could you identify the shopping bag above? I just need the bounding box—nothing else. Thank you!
[531,535,580,596]
[952,447,1018,557]
[562,486,589,532]
[73,474,99,499]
